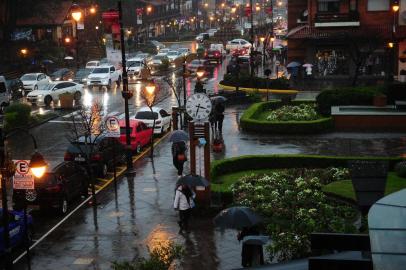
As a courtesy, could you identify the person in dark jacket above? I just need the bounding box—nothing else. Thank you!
[171,141,187,176]
[237,227,264,267]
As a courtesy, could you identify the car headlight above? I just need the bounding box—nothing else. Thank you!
[55,77,60,81]
[83,78,87,81]
[37,94,43,98]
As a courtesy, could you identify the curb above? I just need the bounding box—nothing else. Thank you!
[218,83,299,94]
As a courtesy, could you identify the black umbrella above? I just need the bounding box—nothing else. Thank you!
[213,206,263,229]
[176,174,210,187]
[210,96,227,104]
[169,130,189,143]
[242,235,269,245]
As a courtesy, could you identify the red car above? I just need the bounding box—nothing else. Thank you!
[232,48,249,57]
[205,49,223,64]
[119,120,153,153]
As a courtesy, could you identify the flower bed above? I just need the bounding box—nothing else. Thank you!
[240,101,333,134]
[232,169,357,261]
[266,103,320,121]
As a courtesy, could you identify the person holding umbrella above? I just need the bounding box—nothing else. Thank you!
[173,184,195,233]
[169,130,189,177]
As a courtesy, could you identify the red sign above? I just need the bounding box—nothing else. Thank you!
[13,160,34,190]
[245,6,252,17]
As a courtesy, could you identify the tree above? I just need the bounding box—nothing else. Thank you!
[140,83,159,161]
[162,75,184,128]
[66,101,105,207]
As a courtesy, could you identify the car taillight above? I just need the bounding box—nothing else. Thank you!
[91,153,102,161]
[46,184,62,193]
[64,152,74,161]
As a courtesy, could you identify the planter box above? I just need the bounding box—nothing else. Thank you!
[59,96,74,109]
[373,95,387,107]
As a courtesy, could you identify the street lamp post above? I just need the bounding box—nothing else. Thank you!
[0,126,47,270]
[249,0,254,77]
[144,82,157,159]
[260,36,265,73]
[71,4,82,69]
[195,68,206,93]
[118,0,134,174]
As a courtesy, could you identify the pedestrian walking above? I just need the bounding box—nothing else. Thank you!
[171,141,187,177]
[214,102,225,134]
[173,184,195,233]
[237,227,264,267]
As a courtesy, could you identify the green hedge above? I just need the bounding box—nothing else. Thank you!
[240,100,334,134]
[316,86,384,115]
[220,74,290,89]
[211,154,403,181]
[4,103,32,131]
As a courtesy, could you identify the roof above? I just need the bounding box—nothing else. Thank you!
[287,24,406,40]
[16,1,73,27]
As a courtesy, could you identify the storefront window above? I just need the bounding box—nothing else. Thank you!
[318,0,340,13]
[367,0,389,11]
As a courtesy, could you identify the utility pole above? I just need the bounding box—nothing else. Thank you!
[118,0,134,174]
[250,0,254,77]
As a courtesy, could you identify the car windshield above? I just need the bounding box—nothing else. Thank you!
[138,54,148,58]
[52,69,66,76]
[168,51,178,56]
[153,55,166,60]
[160,49,170,53]
[92,68,109,74]
[135,111,158,120]
[21,74,37,80]
[127,61,142,67]
[120,127,133,134]
[191,60,202,65]
[37,84,54,90]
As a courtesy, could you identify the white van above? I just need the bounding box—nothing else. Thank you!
[0,76,11,112]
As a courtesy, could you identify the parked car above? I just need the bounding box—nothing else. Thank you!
[158,48,171,56]
[73,68,92,85]
[178,48,191,57]
[20,73,51,92]
[87,65,122,90]
[134,107,171,134]
[26,81,84,106]
[205,49,223,64]
[187,59,210,73]
[119,119,153,153]
[50,68,74,81]
[0,209,33,254]
[6,78,24,100]
[226,56,250,74]
[85,60,100,69]
[0,76,11,112]
[135,53,153,63]
[167,50,182,63]
[196,33,209,42]
[12,162,89,214]
[232,47,249,57]
[64,135,126,177]
[226,39,252,52]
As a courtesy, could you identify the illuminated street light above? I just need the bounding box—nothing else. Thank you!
[204,3,209,8]
[30,152,47,179]
[392,1,400,12]
[388,42,394,48]
[89,6,96,14]
[260,37,265,43]
[147,5,153,14]
[145,82,156,96]
[20,48,28,56]
[64,37,71,43]
[196,69,205,78]
[71,4,83,22]
[231,7,237,13]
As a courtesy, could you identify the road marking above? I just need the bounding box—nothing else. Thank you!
[62,111,79,118]
[12,131,171,265]
[48,120,72,124]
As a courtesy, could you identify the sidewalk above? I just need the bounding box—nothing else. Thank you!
[14,105,406,270]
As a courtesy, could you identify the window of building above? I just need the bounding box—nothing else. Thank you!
[318,0,340,13]
[367,0,389,11]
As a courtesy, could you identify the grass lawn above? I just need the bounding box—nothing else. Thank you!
[322,172,406,202]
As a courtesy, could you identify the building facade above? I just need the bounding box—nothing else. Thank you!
[287,0,406,79]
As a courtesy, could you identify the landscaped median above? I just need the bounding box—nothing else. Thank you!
[210,154,404,202]
[240,100,333,134]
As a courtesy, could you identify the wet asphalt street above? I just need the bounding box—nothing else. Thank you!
[5,41,406,269]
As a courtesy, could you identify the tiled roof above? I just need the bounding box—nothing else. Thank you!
[16,0,73,26]
[287,24,406,40]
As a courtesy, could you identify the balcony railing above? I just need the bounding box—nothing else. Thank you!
[315,12,359,23]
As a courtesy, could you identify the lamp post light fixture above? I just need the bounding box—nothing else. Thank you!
[143,81,157,159]
[71,4,83,69]
[20,48,28,56]
[89,6,97,14]
[195,67,206,93]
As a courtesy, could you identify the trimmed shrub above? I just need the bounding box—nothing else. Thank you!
[4,103,31,131]
[240,100,333,134]
[395,161,406,177]
[316,86,384,115]
[220,74,290,89]
[211,154,403,181]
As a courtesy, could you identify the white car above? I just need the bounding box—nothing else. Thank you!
[158,48,171,56]
[86,61,100,69]
[207,29,218,37]
[167,50,182,63]
[20,73,51,93]
[127,58,149,80]
[196,33,209,42]
[210,43,227,57]
[136,53,152,63]
[87,65,122,90]
[134,107,171,134]
[27,81,84,107]
[178,48,190,57]
[226,39,252,52]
